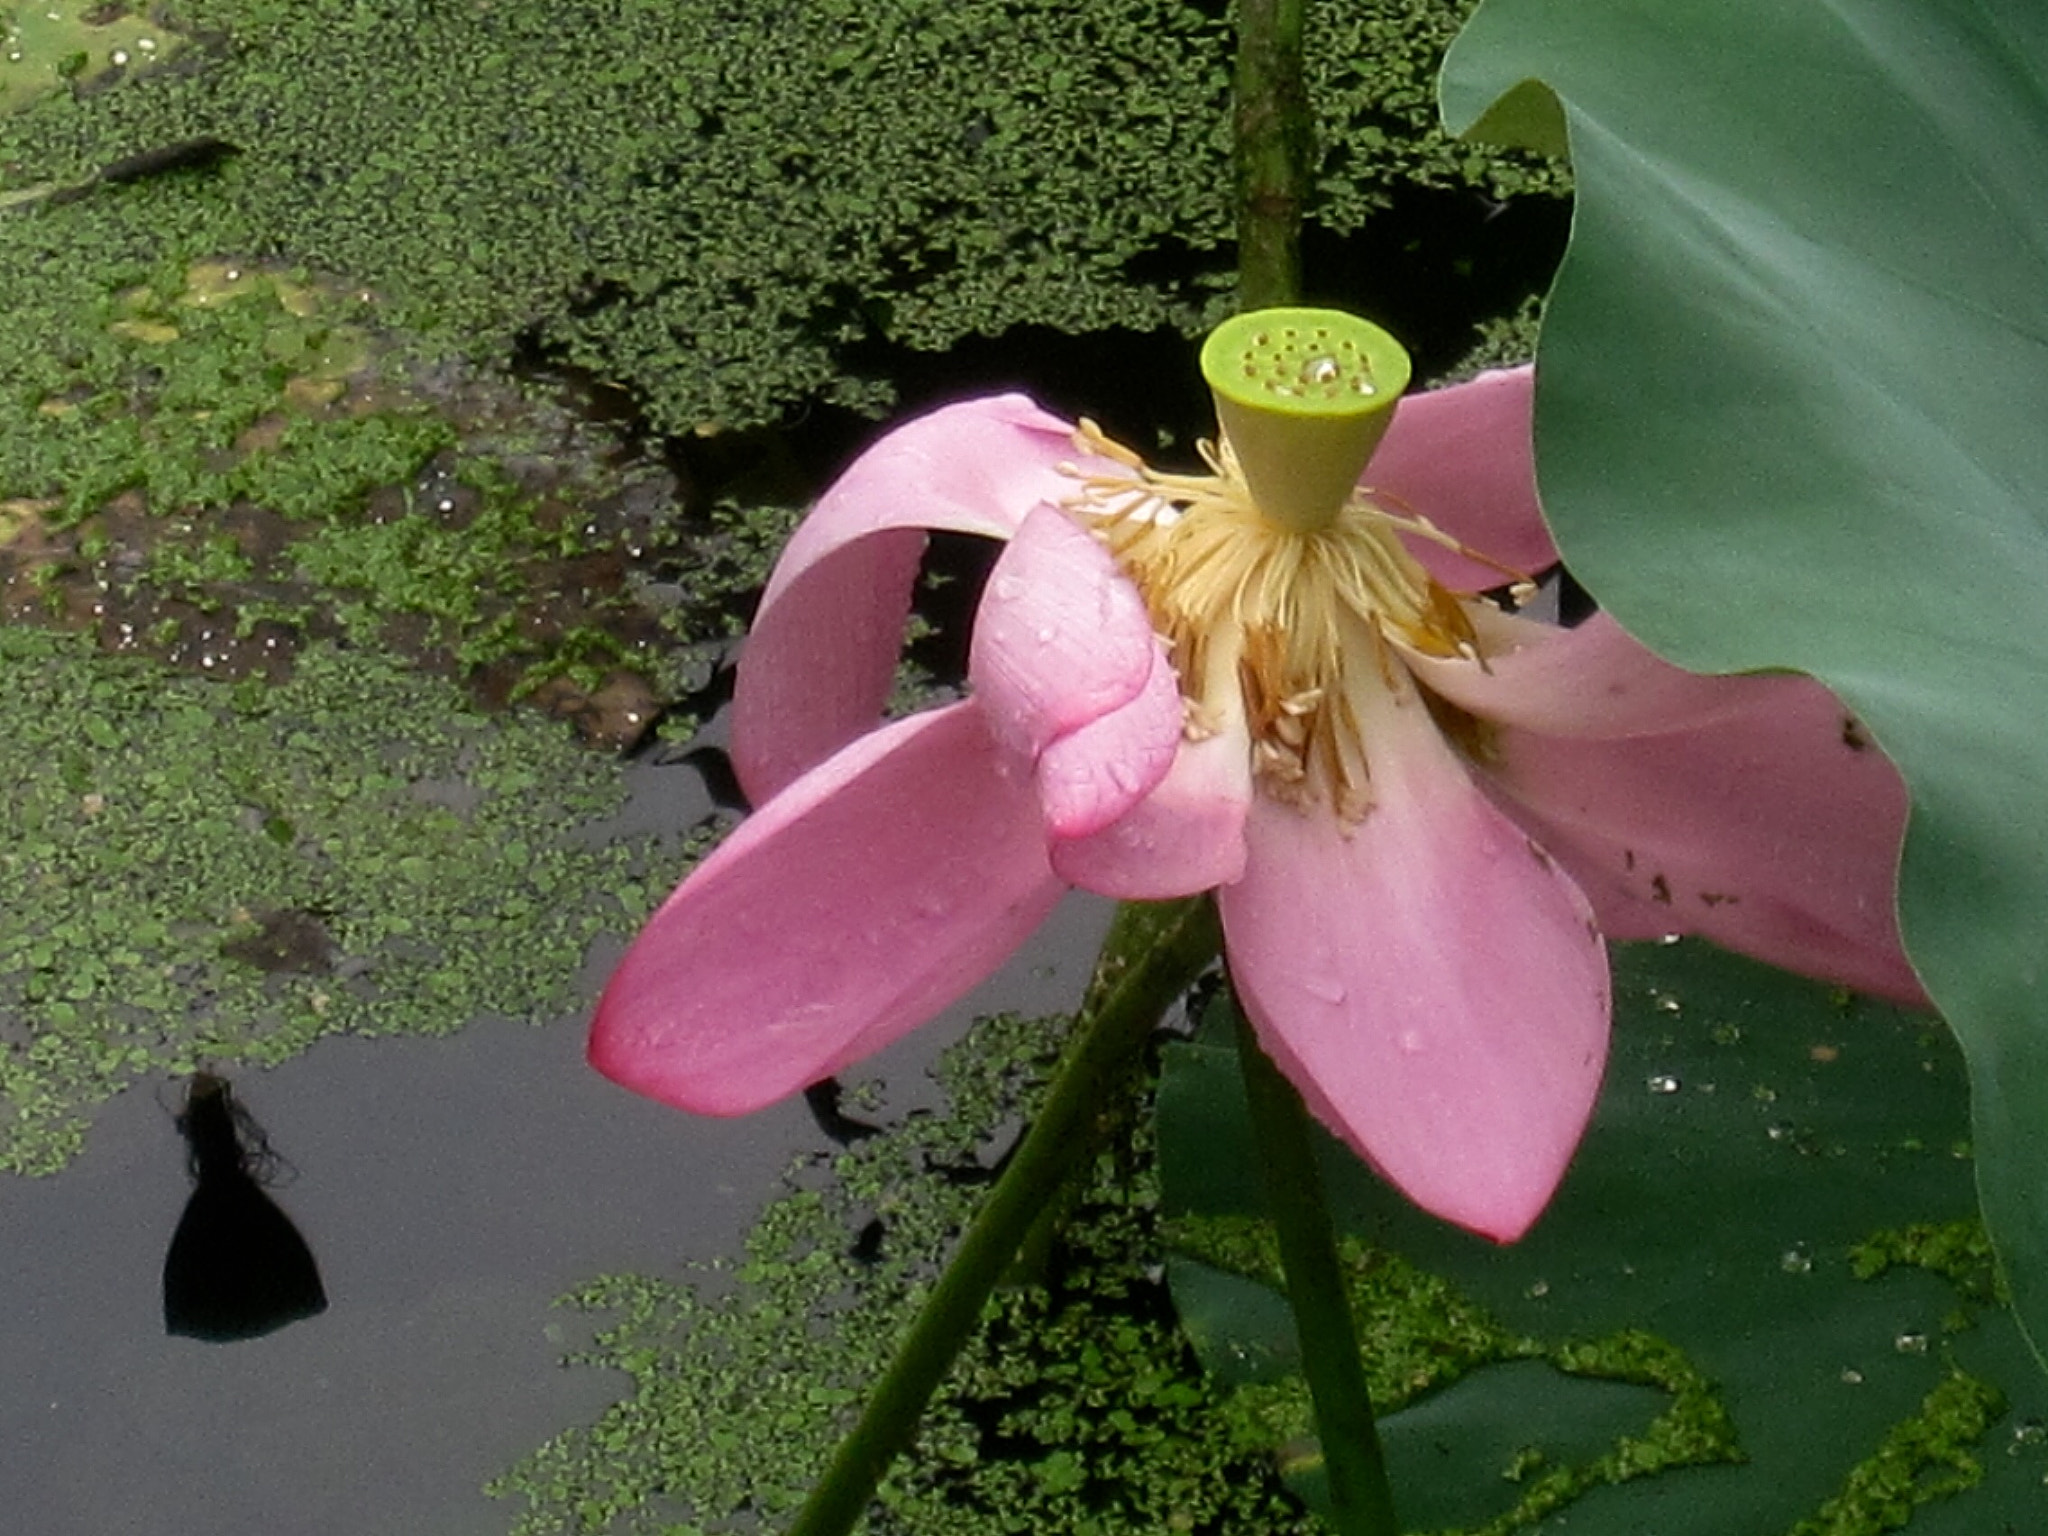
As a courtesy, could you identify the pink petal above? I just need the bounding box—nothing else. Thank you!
[1478,679,1925,1006]
[591,701,1066,1115]
[732,395,1101,803]
[1366,366,1557,588]
[969,501,1184,838]
[1032,638,1186,839]
[969,503,1160,762]
[1218,679,1609,1242]
[1408,609,1812,739]
[1052,717,1254,898]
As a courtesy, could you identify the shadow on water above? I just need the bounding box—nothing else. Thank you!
[162,1073,327,1344]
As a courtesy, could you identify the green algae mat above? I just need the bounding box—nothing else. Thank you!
[1,1,188,118]
[0,0,1558,440]
[0,625,699,1172]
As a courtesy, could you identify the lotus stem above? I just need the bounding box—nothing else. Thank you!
[1234,0,1311,310]
[1236,1000,1401,1536]
[786,896,1221,1536]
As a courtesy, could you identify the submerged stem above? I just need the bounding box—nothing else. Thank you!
[786,897,1221,1536]
[1235,1001,1401,1536]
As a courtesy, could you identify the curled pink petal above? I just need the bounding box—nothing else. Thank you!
[734,396,1108,802]
[591,701,1066,1115]
[1053,716,1254,898]
[1032,636,1185,839]
[1478,679,1924,1006]
[1219,679,1608,1242]
[970,503,1160,763]
[1410,609,1812,739]
[1367,366,1557,587]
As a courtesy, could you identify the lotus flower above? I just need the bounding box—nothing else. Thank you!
[592,312,1919,1241]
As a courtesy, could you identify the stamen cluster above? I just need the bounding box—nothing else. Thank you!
[1064,423,1500,819]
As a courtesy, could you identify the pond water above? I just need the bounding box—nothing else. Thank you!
[0,740,1113,1533]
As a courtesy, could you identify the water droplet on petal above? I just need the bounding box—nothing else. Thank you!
[1397,1030,1423,1055]
[991,574,1025,603]
[1302,976,1347,1006]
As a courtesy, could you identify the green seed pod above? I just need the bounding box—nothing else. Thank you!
[1202,308,1412,534]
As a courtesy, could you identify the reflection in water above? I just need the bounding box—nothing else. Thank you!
[162,1073,327,1343]
[803,1077,881,1146]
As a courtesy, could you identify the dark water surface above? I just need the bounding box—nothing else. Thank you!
[0,749,1115,1534]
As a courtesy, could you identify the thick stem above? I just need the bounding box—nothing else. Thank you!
[1234,0,1312,310]
[1235,1003,1401,1536]
[786,897,1221,1536]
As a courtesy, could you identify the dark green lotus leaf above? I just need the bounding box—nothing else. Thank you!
[1159,941,2048,1531]
[1439,0,2048,1369]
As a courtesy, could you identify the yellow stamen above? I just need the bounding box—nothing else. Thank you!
[1065,420,1512,820]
